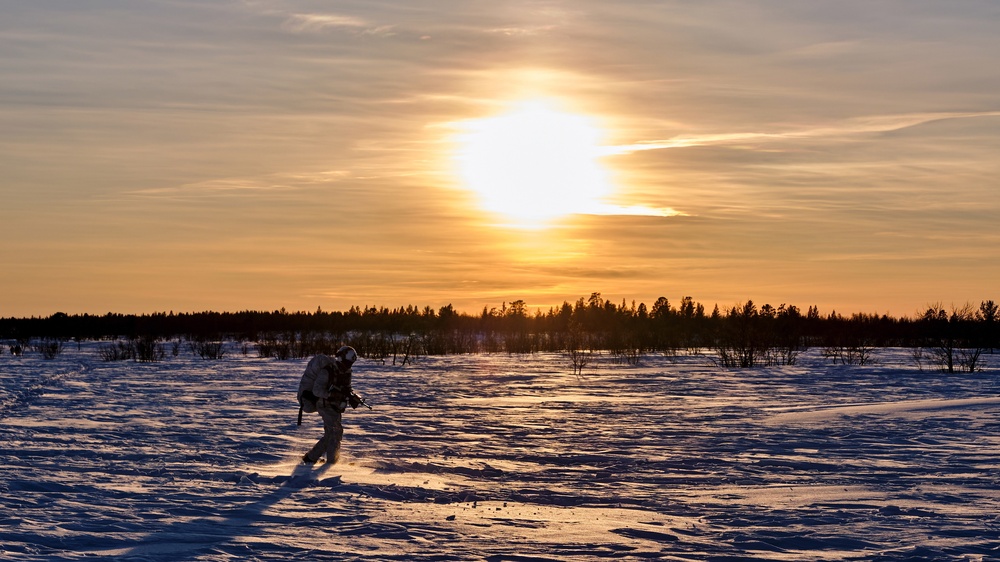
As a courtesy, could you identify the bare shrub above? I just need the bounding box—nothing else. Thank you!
[34,338,65,360]
[716,346,755,368]
[257,334,292,360]
[355,331,391,364]
[566,326,593,376]
[98,340,134,362]
[615,347,643,366]
[394,333,420,366]
[958,347,987,372]
[190,340,226,360]
[822,341,877,366]
[765,345,801,366]
[134,336,166,363]
[923,303,985,373]
[257,332,339,360]
[567,347,592,377]
[714,301,770,368]
[910,346,928,371]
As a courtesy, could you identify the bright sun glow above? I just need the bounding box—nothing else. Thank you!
[453,100,615,224]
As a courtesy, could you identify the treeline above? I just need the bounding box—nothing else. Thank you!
[2,294,997,371]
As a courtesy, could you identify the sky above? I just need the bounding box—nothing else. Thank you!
[2,0,999,319]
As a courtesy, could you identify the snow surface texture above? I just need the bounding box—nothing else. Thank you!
[2,344,1000,561]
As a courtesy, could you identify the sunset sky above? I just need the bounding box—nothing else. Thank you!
[2,1,999,319]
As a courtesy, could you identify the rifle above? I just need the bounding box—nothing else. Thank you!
[350,390,373,410]
[329,383,372,410]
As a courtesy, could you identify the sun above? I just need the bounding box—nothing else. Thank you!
[452,99,614,224]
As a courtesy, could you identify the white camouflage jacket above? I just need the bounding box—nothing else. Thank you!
[299,354,352,412]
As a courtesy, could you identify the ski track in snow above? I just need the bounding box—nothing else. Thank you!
[2,345,1000,560]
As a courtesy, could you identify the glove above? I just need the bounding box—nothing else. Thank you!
[348,394,361,409]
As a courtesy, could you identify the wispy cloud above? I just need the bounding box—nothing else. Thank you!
[607,111,1000,154]
[590,204,685,218]
[484,25,557,36]
[283,13,365,31]
[281,12,395,36]
[126,171,350,198]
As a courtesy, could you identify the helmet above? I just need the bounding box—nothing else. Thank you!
[335,345,358,367]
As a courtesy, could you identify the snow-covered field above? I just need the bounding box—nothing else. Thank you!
[2,344,1000,561]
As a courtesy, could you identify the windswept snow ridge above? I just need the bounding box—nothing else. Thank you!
[1,345,999,560]
[0,359,82,421]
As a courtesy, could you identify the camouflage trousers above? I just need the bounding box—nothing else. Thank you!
[306,406,344,464]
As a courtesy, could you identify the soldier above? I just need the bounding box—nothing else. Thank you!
[298,346,363,464]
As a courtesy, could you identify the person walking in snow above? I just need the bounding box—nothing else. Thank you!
[298,346,364,464]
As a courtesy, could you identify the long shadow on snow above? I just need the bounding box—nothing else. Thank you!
[112,463,345,560]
